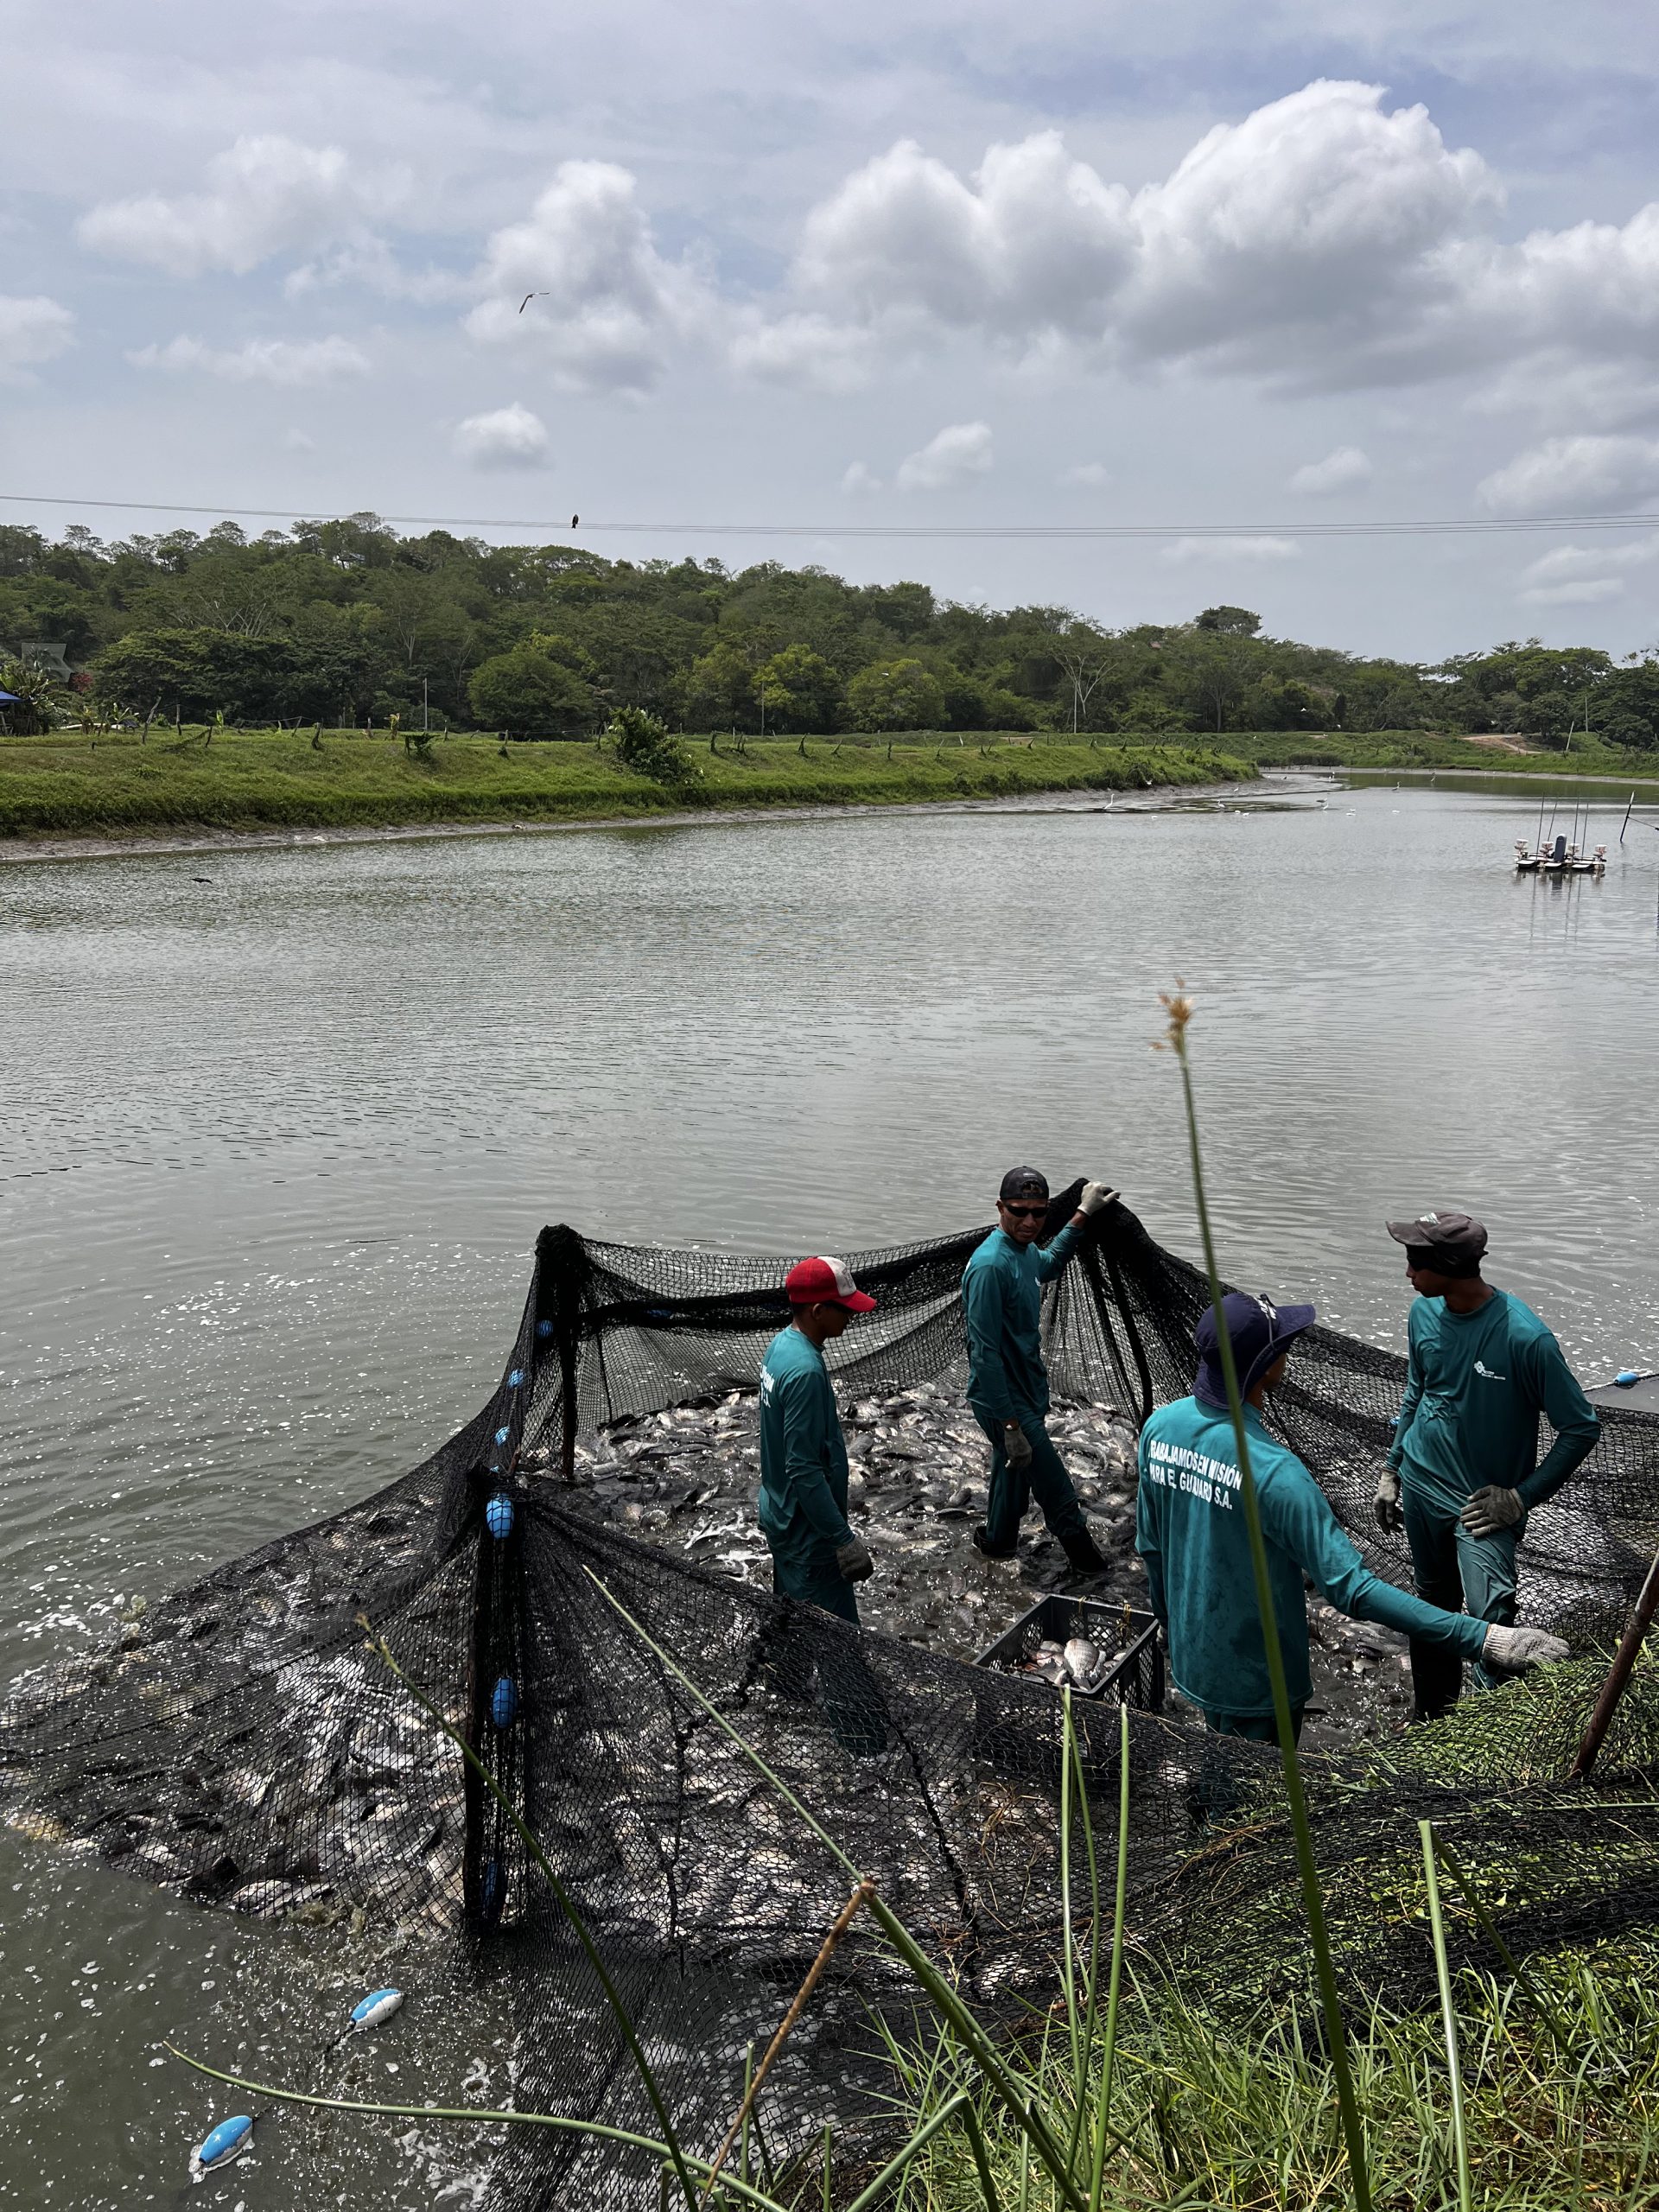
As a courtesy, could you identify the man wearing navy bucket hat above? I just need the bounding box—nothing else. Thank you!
[1135,1289,1570,1741]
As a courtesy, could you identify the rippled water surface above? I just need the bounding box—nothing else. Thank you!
[2,780,1656,2203]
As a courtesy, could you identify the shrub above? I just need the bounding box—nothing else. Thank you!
[605,706,697,785]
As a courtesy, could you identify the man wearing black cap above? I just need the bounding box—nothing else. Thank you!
[1376,1211,1599,1720]
[962,1167,1117,1574]
[1135,1289,1570,1740]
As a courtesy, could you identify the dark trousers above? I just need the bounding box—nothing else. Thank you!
[1403,1482,1517,1720]
[974,1410,1087,1550]
[1199,1704,1306,1744]
[763,1553,886,1755]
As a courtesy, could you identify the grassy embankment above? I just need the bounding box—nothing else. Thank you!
[0,729,1250,842]
[1215,727,1659,779]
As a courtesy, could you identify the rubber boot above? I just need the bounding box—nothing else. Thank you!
[972,1525,1018,1561]
[1060,1527,1107,1576]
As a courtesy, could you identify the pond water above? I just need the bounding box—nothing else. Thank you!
[1,778,1656,2204]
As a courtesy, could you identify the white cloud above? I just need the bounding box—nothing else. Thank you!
[797,130,1134,341]
[1059,461,1113,487]
[1160,535,1300,564]
[283,427,316,452]
[464,162,717,397]
[785,84,1498,389]
[453,401,552,470]
[0,294,74,380]
[729,310,876,391]
[841,461,882,494]
[1289,444,1372,495]
[895,420,994,492]
[128,334,372,385]
[1478,434,1659,516]
[1516,534,1659,605]
[79,136,407,278]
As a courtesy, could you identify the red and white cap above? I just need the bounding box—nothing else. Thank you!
[784,1255,876,1313]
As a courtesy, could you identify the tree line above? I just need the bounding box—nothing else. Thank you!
[2,514,1656,747]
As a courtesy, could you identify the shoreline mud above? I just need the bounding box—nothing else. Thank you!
[0,776,1269,867]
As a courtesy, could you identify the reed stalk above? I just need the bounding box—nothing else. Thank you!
[1420,1820,1473,2212]
[1158,982,1374,2212]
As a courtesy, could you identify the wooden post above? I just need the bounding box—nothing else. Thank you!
[1570,1542,1659,1781]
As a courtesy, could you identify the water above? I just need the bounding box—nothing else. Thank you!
[2,779,1656,2203]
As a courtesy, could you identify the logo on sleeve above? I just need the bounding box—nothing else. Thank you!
[1473,1359,1508,1382]
[760,1368,776,1401]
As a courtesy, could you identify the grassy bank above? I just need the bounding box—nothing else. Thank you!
[1202,728,1658,778]
[0,730,1250,842]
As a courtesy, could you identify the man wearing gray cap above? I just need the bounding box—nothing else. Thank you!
[963,1166,1116,1575]
[1376,1211,1599,1720]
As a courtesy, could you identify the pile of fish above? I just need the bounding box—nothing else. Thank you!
[1019,1637,1118,1695]
[550,1379,1414,1752]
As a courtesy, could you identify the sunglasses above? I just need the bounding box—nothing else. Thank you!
[1001,1201,1048,1219]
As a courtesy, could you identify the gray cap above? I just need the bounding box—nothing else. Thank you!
[1385,1210,1487,1273]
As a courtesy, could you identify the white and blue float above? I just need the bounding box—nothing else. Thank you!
[190,2112,253,2178]
[349,1986,405,2033]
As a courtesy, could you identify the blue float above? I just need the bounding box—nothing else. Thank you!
[494,1425,511,1446]
[192,2113,254,2173]
[537,1319,554,1338]
[350,1986,404,2032]
[486,1492,515,1539]
[491,1675,518,1727]
[508,1369,524,1389]
[480,1858,504,1921]
[1616,1370,1641,1389]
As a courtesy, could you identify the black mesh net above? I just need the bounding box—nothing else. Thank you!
[4,1191,1659,2206]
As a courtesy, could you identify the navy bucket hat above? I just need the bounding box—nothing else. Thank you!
[1194,1291,1317,1408]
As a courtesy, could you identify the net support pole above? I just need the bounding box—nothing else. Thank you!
[1569,1541,1659,1781]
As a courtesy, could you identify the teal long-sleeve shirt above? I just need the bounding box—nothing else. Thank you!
[757,1325,853,1568]
[962,1223,1078,1425]
[1135,1395,1489,1717]
[1388,1287,1599,1511]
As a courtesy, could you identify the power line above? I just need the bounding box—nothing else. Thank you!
[2,490,1657,542]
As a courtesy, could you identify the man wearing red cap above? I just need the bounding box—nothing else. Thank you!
[758,1256,878,1624]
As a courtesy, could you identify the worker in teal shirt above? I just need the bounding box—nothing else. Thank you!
[963,1166,1117,1575]
[758,1255,877,1624]
[1375,1211,1599,1720]
[1136,1289,1569,1739]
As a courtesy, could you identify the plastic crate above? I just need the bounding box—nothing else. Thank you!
[976,1594,1164,1707]
[971,1596,1164,1787]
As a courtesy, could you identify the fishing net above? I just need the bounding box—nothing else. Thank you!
[3,1190,1659,2207]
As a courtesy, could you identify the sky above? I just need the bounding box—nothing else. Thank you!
[3,0,1659,660]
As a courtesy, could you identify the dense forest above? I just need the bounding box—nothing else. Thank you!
[3,513,1656,746]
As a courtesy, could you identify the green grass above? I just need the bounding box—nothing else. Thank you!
[0,729,1250,842]
[1198,728,1659,779]
[887,1953,1659,2212]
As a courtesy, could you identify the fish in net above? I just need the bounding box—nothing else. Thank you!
[3,1187,1658,2206]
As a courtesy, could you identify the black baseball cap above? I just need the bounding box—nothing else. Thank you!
[1195,1291,1317,1408]
[1385,1210,1487,1276]
[999,1166,1048,1204]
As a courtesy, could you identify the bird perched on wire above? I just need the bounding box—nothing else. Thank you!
[570,515,579,529]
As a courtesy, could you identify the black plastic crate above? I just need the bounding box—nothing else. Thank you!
[976,1594,1164,1706]
[971,1596,1163,1787]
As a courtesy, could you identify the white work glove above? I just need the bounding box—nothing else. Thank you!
[1461,1485,1525,1538]
[1483,1622,1569,1671]
[835,1535,874,1584]
[1077,1181,1118,1217]
[1002,1420,1034,1469]
[1374,1469,1405,1533]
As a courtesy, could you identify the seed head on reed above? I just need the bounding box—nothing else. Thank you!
[1154,980,1194,1054]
